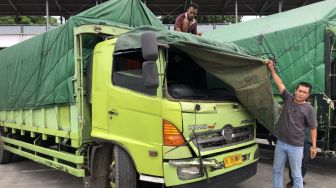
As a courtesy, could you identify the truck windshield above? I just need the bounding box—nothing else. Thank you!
[166,47,236,101]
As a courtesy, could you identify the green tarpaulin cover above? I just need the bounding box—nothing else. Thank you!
[0,0,163,110]
[115,26,275,128]
[0,0,275,128]
[203,0,336,95]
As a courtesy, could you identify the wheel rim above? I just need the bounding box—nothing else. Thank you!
[110,160,116,188]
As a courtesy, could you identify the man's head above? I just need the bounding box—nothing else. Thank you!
[187,3,199,20]
[294,82,312,103]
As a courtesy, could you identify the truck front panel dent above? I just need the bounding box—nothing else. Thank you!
[163,144,258,187]
[173,162,257,188]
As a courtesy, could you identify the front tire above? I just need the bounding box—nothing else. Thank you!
[84,144,138,188]
[110,146,137,188]
[84,144,113,188]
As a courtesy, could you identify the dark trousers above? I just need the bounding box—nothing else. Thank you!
[289,141,311,181]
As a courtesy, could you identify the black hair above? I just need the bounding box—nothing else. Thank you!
[296,82,312,93]
[189,3,199,10]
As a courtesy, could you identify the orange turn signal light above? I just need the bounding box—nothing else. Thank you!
[163,120,186,146]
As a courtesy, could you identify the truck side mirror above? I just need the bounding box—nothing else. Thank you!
[142,61,159,89]
[141,31,158,61]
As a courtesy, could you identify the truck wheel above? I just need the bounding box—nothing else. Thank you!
[0,139,13,164]
[83,144,113,188]
[10,134,25,162]
[110,146,137,188]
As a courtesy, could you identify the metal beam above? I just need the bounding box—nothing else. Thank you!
[46,0,49,31]
[54,0,64,24]
[235,0,238,23]
[53,3,73,16]
[220,0,230,14]
[258,0,269,15]
[7,0,17,11]
[301,0,308,6]
[54,0,62,12]
[241,2,259,15]
[279,0,283,13]
[0,0,323,16]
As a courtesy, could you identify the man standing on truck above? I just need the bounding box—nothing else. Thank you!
[267,60,317,188]
[174,3,201,36]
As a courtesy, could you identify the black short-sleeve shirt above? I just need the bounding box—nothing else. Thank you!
[273,89,317,147]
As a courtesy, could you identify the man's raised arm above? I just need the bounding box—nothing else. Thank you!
[267,60,286,94]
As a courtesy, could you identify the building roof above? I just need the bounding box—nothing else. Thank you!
[0,0,322,17]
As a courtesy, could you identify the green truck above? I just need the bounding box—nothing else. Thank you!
[203,0,336,157]
[0,0,274,187]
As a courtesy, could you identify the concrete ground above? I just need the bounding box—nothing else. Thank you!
[0,148,335,188]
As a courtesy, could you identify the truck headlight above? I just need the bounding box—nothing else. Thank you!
[177,166,203,180]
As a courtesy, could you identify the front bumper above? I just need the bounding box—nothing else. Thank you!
[174,162,257,188]
[163,144,258,187]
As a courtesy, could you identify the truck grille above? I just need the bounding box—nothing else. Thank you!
[191,124,254,151]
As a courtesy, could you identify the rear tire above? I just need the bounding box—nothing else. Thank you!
[0,135,13,164]
[10,134,25,162]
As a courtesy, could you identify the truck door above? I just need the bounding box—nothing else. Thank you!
[108,49,162,137]
[106,48,163,175]
[106,50,162,174]
[91,44,110,132]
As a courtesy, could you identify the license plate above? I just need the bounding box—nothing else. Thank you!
[224,154,243,167]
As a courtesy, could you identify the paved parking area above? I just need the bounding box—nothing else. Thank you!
[0,148,335,188]
[232,149,336,188]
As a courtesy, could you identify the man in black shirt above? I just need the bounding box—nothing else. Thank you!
[267,60,317,188]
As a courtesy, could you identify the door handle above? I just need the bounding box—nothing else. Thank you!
[108,109,118,117]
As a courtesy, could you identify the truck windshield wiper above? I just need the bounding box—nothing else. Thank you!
[192,104,209,181]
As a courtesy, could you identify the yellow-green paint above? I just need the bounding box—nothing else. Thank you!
[91,38,164,176]
[2,137,84,164]
[161,99,183,131]
[179,101,256,155]
[0,105,78,140]
[163,146,193,159]
[3,145,85,177]
[91,131,164,176]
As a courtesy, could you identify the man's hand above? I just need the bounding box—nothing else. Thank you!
[181,18,190,32]
[266,60,275,71]
[310,147,317,159]
[310,128,317,159]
